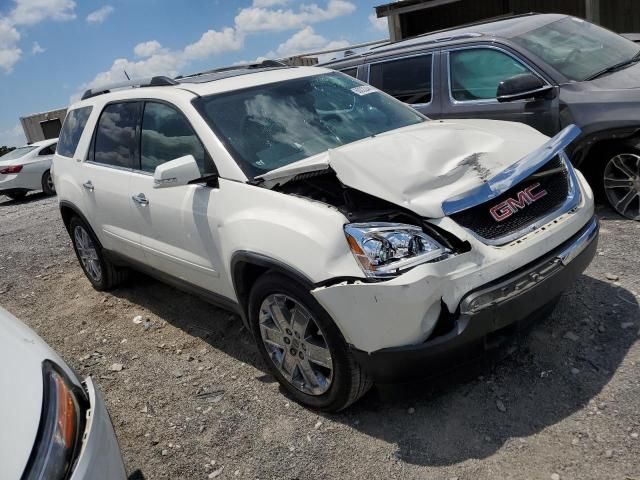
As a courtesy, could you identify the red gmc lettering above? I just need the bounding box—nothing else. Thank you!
[489,183,548,222]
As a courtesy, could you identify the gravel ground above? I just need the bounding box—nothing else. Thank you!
[0,191,639,480]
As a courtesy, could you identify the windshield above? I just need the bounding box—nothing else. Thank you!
[0,146,36,161]
[512,17,640,82]
[194,72,425,178]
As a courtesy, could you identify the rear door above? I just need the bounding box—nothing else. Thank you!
[128,100,225,292]
[438,45,559,135]
[79,101,142,259]
[366,51,440,117]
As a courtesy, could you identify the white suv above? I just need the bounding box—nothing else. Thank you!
[53,64,598,411]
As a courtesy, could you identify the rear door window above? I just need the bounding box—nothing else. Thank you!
[140,102,214,174]
[92,102,141,168]
[369,54,433,104]
[38,144,57,155]
[57,107,92,158]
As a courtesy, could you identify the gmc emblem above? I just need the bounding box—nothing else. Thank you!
[489,183,548,222]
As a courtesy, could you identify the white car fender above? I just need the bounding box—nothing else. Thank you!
[215,178,363,287]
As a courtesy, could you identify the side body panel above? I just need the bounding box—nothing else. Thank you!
[128,172,226,293]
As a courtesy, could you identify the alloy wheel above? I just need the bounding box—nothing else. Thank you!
[74,226,102,282]
[604,153,640,220]
[258,294,333,396]
[46,173,55,193]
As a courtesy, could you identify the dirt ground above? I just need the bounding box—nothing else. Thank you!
[0,191,639,480]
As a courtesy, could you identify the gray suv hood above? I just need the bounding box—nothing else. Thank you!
[258,119,552,218]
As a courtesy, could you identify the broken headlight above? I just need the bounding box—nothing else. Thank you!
[344,223,449,279]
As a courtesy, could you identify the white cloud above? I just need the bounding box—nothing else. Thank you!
[235,0,355,33]
[182,28,243,60]
[274,26,348,58]
[0,0,77,72]
[134,40,163,58]
[368,13,387,33]
[0,123,26,147]
[74,28,243,102]
[86,5,114,24]
[31,41,45,54]
[0,18,22,73]
[75,0,356,101]
[10,0,76,26]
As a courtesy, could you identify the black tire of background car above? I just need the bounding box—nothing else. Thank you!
[248,272,372,412]
[6,190,27,200]
[69,216,128,291]
[41,170,55,195]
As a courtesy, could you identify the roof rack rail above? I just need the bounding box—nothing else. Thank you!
[80,75,178,101]
[176,59,288,80]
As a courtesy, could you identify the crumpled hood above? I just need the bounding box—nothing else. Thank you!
[259,119,550,218]
[0,307,79,479]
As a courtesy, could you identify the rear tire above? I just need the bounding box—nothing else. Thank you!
[69,216,128,290]
[248,272,372,411]
[41,170,55,195]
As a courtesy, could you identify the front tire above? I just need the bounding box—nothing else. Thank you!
[248,272,372,411]
[69,216,128,290]
[601,148,640,220]
[41,170,55,195]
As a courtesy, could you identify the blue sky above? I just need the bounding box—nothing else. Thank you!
[0,0,388,146]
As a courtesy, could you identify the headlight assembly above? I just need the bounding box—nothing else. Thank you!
[22,360,87,480]
[344,222,449,279]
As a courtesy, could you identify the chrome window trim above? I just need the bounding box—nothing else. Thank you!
[84,161,133,173]
[445,44,551,105]
[365,51,435,108]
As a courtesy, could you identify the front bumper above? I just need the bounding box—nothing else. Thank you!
[349,216,599,383]
[70,377,126,480]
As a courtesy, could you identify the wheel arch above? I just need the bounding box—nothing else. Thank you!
[59,200,103,248]
[230,251,316,327]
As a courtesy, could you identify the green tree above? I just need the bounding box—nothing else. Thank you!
[0,146,16,157]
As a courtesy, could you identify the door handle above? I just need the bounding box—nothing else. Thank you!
[82,181,94,192]
[131,193,149,206]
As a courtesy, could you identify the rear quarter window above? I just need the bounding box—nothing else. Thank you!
[56,106,93,158]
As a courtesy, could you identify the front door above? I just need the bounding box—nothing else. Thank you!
[438,46,559,136]
[128,101,225,294]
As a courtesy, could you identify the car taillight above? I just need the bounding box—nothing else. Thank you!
[0,165,23,174]
[21,361,88,480]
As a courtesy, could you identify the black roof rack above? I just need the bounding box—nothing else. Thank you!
[81,76,178,100]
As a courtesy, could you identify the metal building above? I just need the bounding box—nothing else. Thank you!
[20,108,68,144]
[375,0,640,41]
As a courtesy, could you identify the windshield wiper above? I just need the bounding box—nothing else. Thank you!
[585,51,640,81]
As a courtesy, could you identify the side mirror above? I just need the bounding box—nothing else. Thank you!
[153,155,201,188]
[497,73,553,103]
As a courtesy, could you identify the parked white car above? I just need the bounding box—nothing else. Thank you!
[53,64,598,411]
[0,307,126,479]
[0,138,57,200]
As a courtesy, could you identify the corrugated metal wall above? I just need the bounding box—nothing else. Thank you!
[396,0,638,38]
[600,0,640,32]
